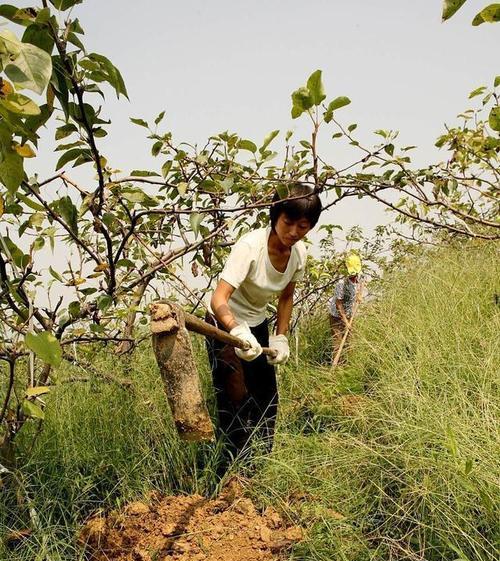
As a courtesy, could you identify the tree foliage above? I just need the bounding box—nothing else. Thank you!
[442,0,500,25]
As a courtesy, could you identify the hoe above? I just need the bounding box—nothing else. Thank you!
[150,301,276,442]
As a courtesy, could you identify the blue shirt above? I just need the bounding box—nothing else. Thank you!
[329,278,357,318]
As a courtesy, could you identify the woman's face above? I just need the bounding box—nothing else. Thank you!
[274,213,312,247]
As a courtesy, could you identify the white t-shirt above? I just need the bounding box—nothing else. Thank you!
[211,227,307,327]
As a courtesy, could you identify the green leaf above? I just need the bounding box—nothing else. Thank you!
[189,212,203,237]
[238,139,257,153]
[130,117,148,128]
[495,76,500,87]
[384,144,394,156]
[29,212,44,228]
[151,140,163,156]
[154,110,165,125]
[260,129,279,153]
[55,140,84,152]
[25,330,62,367]
[87,53,128,99]
[469,86,486,98]
[97,294,112,311]
[33,236,44,250]
[49,266,63,281]
[90,323,105,334]
[50,61,69,117]
[70,18,85,34]
[22,23,55,54]
[49,1,83,12]
[35,8,51,24]
[0,149,24,194]
[488,106,500,131]
[79,287,97,296]
[25,386,50,398]
[161,160,172,178]
[0,92,41,115]
[121,188,146,203]
[55,148,89,170]
[116,258,134,268]
[472,3,500,25]
[442,0,467,21]
[67,101,108,127]
[22,102,52,142]
[129,169,160,177]
[324,96,351,123]
[67,32,85,52]
[197,179,217,193]
[329,96,351,111]
[1,236,29,268]
[68,300,80,317]
[0,29,52,95]
[306,69,326,105]
[0,5,32,26]
[55,123,78,140]
[219,177,234,194]
[53,195,78,234]
[291,86,314,119]
[72,153,93,169]
[22,399,45,420]
[92,127,107,138]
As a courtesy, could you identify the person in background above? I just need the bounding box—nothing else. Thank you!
[206,184,322,465]
[329,253,362,364]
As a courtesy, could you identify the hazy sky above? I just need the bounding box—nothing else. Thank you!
[21,0,500,235]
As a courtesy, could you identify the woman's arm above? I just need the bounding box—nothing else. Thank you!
[210,280,238,331]
[275,281,296,335]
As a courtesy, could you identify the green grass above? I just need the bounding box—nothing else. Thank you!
[252,241,500,560]
[1,241,499,560]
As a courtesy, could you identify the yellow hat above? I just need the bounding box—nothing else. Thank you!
[345,253,362,275]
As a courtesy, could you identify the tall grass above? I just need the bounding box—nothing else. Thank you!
[253,241,499,560]
[0,338,221,560]
[1,241,498,560]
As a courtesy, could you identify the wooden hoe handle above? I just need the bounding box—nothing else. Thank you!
[183,311,277,358]
[150,301,277,358]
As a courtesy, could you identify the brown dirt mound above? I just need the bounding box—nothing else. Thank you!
[80,479,303,561]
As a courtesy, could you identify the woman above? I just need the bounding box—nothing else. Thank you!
[206,184,322,461]
[328,253,362,364]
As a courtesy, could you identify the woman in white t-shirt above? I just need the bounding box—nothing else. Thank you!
[206,184,322,462]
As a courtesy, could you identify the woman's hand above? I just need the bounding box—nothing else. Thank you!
[267,334,290,365]
[230,322,262,361]
[212,279,262,361]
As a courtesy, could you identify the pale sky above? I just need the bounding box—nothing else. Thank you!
[14,0,500,242]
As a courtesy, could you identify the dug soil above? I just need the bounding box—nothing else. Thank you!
[80,479,303,561]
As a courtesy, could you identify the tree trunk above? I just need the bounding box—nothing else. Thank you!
[150,302,214,442]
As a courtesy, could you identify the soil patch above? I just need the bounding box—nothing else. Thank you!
[80,480,303,561]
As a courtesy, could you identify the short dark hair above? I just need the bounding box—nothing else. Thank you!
[269,183,322,229]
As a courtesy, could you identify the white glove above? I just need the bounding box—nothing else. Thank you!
[230,322,262,362]
[267,334,290,365]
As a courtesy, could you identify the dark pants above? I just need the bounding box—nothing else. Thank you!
[205,315,278,460]
[330,315,349,364]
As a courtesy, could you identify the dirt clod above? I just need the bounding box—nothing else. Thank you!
[80,487,303,561]
[125,502,150,516]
